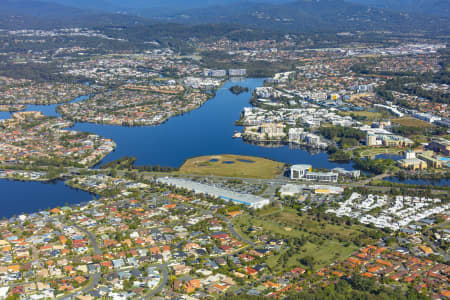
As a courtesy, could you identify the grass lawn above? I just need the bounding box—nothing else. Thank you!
[410,135,429,144]
[256,206,283,217]
[235,207,374,272]
[266,241,357,272]
[234,213,307,242]
[231,217,253,242]
[340,111,384,121]
[393,117,434,128]
[262,207,365,240]
[178,154,285,179]
[234,207,369,241]
[301,241,356,261]
[358,147,404,158]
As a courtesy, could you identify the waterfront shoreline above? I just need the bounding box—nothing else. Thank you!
[4,78,356,170]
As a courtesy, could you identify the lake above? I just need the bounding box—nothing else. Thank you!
[0,78,357,217]
[71,79,354,169]
[384,176,450,187]
[0,94,90,120]
[0,179,97,218]
[2,79,354,169]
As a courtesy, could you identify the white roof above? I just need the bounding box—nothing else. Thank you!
[291,164,312,170]
[0,287,9,298]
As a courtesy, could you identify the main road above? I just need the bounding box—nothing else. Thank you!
[65,167,448,194]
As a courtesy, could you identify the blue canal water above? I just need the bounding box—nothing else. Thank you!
[71,79,354,169]
[0,179,98,218]
[0,94,90,120]
[2,78,354,169]
[383,176,450,187]
[0,78,357,217]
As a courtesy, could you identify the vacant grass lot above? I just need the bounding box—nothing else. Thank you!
[178,154,285,179]
[266,241,357,272]
[340,111,384,121]
[393,117,434,128]
[234,207,373,272]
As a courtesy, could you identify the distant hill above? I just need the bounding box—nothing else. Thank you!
[346,0,450,17]
[0,0,152,29]
[0,0,88,18]
[1,0,448,34]
[28,0,294,15]
[162,0,450,34]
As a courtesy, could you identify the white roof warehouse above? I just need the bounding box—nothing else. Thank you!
[158,177,270,209]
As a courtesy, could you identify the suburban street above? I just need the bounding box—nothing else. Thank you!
[144,264,169,299]
[58,220,103,299]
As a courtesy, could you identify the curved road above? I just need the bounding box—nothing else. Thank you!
[58,273,101,300]
[63,223,171,299]
[59,222,103,299]
[73,224,102,255]
[172,201,256,247]
[144,263,169,299]
[216,214,256,247]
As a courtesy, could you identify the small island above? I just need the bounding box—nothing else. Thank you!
[229,85,249,95]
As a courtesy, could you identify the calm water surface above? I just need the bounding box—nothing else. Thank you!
[0,179,97,218]
[71,79,354,169]
[384,176,450,187]
[2,79,354,169]
[0,78,357,217]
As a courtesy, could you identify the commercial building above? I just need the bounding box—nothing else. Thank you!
[279,184,305,197]
[398,150,427,170]
[428,138,450,156]
[332,168,361,179]
[287,128,328,149]
[279,184,344,197]
[435,118,450,128]
[304,172,339,182]
[157,177,270,209]
[243,123,286,141]
[329,93,340,101]
[228,69,247,76]
[366,134,378,146]
[289,165,339,183]
[418,152,443,169]
[203,69,227,77]
[313,185,344,194]
[288,128,304,142]
[398,158,427,170]
[366,133,413,147]
[290,164,311,179]
[413,113,441,124]
[374,104,404,117]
